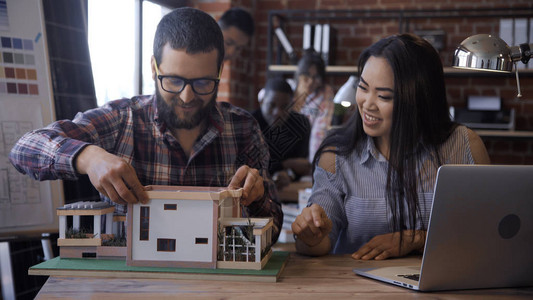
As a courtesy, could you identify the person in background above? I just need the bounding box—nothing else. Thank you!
[9,7,282,243]
[292,51,335,162]
[252,78,311,190]
[292,33,490,258]
[218,7,254,61]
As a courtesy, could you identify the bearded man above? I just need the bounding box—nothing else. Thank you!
[9,7,282,244]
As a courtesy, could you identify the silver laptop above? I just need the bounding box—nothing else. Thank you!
[353,164,533,291]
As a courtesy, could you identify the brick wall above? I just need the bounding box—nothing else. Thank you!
[198,0,533,164]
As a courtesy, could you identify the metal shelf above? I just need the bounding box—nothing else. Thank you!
[268,65,356,75]
[268,65,533,77]
[475,130,533,139]
[267,7,533,76]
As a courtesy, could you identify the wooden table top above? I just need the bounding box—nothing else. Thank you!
[35,246,533,299]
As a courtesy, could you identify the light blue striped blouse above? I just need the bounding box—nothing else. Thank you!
[308,125,476,254]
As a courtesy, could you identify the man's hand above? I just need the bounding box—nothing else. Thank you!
[292,204,332,247]
[76,145,148,205]
[228,165,264,206]
[352,230,427,260]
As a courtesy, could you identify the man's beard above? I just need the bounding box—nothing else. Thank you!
[156,87,217,130]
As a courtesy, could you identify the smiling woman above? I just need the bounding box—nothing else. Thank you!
[356,56,394,157]
[291,33,491,259]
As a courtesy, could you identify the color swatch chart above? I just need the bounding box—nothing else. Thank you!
[0,0,58,232]
[0,0,7,31]
[0,35,39,95]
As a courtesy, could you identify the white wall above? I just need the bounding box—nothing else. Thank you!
[131,199,215,262]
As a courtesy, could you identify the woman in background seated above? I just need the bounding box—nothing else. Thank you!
[292,33,490,259]
[292,51,335,163]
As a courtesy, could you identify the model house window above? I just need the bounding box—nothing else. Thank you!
[164,204,177,210]
[139,206,150,240]
[157,238,176,252]
[195,238,209,244]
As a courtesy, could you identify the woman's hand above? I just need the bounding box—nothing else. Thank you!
[292,204,332,247]
[352,230,427,260]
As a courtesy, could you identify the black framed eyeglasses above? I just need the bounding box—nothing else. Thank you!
[154,60,220,95]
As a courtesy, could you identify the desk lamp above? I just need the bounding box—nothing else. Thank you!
[331,76,358,126]
[333,75,358,108]
[452,34,532,98]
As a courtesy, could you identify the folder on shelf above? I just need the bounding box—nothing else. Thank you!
[303,23,312,50]
[275,27,298,64]
[321,24,336,65]
[499,18,529,70]
[313,24,322,53]
[513,18,528,70]
[322,24,330,65]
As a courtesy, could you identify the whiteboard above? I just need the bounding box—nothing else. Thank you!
[0,0,64,237]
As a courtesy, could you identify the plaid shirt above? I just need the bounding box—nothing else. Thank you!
[9,95,282,242]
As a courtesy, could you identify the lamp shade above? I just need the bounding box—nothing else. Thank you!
[333,75,358,107]
[452,34,513,73]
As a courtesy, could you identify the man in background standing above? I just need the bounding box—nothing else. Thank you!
[218,7,254,61]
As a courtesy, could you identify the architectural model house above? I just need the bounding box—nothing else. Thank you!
[56,201,126,258]
[126,185,274,270]
[56,186,274,270]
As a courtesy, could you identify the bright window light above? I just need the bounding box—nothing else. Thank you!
[142,2,171,96]
[88,0,135,107]
[88,1,170,107]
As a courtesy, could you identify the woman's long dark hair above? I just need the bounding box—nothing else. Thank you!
[313,33,457,244]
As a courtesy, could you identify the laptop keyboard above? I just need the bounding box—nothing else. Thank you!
[397,274,420,281]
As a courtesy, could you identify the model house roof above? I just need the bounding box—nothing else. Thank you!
[145,185,243,201]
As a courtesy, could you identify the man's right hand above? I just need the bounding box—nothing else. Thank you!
[75,145,148,205]
[292,203,332,247]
